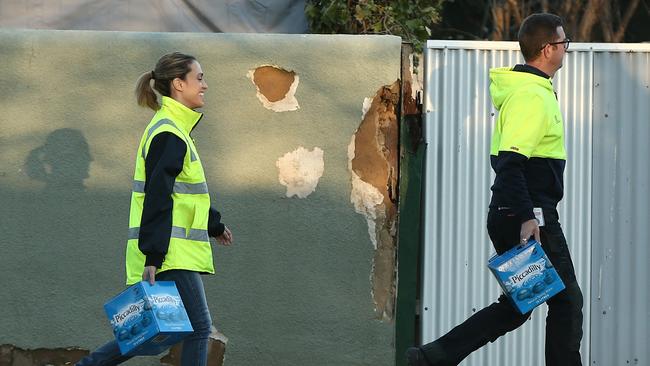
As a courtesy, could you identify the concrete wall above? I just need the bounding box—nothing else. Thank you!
[0,30,402,365]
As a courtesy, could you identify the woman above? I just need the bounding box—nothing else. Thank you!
[77,52,232,366]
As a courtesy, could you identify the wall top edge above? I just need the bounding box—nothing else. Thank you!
[0,28,402,41]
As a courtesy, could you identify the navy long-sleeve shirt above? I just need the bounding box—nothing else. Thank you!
[138,132,225,268]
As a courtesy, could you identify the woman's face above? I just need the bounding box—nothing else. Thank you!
[173,61,208,109]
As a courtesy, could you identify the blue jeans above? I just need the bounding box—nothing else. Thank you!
[76,270,213,366]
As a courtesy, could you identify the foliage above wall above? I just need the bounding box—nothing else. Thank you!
[305,0,443,51]
[306,0,649,44]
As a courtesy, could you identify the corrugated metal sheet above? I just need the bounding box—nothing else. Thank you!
[422,41,650,365]
[590,50,650,366]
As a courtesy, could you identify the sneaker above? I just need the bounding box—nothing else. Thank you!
[405,347,431,366]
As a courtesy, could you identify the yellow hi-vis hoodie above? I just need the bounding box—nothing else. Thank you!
[125,96,214,285]
[489,67,566,160]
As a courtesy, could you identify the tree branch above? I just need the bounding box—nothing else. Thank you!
[613,0,641,42]
[599,2,614,42]
[541,0,549,13]
[491,3,506,40]
[507,0,523,26]
[578,0,604,41]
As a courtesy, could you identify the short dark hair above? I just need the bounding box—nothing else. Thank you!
[518,13,564,62]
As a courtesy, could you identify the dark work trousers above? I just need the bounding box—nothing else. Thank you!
[421,208,583,366]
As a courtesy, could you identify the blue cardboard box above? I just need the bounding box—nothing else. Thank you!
[104,281,193,356]
[488,240,565,314]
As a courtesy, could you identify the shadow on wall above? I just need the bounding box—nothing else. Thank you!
[24,128,92,192]
[0,126,128,350]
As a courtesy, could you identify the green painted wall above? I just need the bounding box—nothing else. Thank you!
[0,30,401,365]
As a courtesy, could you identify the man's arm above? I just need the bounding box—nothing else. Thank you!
[495,93,549,242]
[491,151,535,223]
[491,152,540,242]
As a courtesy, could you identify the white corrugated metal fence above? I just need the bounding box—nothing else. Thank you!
[422,41,650,365]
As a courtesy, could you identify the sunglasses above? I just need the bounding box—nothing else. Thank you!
[540,38,571,51]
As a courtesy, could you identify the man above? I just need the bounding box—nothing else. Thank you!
[406,13,583,366]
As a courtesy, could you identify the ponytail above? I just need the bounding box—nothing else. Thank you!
[135,71,159,110]
[135,52,196,111]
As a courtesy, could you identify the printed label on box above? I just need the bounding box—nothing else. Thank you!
[104,281,193,356]
[488,240,565,314]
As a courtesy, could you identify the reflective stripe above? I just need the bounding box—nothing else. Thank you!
[173,181,208,194]
[142,119,197,161]
[171,227,210,242]
[133,180,145,193]
[141,119,171,159]
[128,226,209,242]
[128,227,140,240]
[132,180,207,194]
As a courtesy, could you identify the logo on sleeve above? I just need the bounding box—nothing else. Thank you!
[510,146,519,151]
[554,115,561,124]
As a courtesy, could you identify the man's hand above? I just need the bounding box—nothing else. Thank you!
[142,266,156,285]
[216,226,233,246]
[520,219,541,244]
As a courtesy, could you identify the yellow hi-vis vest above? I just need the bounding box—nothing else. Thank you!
[125,96,214,285]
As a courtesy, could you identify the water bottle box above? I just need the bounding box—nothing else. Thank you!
[488,240,565,314]
[104,281,193,356]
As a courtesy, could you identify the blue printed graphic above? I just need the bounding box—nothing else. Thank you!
[104,281,193,356]
[488,240,565,314]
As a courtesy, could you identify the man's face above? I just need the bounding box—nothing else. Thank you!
[548,26,568,71]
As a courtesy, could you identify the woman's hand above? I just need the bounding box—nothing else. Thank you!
[216,226,233,246]
[142,266,157,285]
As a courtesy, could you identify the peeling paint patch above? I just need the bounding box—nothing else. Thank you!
[276,147,324,198]
[408,53,424,101]
[361,97,373,119]
[348,136,384,249]
[247,65,300,112]
[349,81,400,321]
[0,344,89,366]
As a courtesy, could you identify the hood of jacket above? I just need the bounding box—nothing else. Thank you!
[489,67,554,110]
